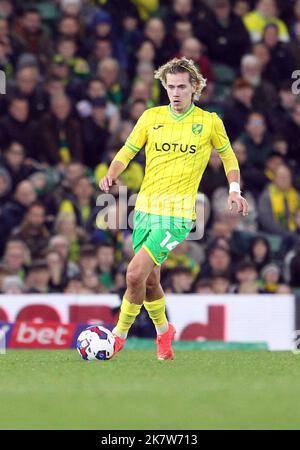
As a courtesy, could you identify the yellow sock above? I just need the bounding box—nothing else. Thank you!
[144,297,168,335]
[114,297,142,339]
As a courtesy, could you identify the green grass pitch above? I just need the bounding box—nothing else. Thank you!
[0,349,300,430]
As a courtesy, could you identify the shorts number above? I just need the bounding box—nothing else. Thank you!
[160,231,179,251]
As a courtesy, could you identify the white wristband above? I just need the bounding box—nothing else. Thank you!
[229,182,241,194]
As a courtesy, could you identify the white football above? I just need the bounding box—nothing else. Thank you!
[76,325,115,361]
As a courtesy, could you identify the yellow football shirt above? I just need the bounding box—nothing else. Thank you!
[113,103,239,220]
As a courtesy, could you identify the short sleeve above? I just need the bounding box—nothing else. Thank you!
[210,113,232,154]
[124,110,149,154]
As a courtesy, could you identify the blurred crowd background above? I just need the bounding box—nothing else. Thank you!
[0,0,299,299]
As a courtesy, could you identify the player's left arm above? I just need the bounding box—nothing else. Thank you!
[226,168,249,217]
[211,113,249,216]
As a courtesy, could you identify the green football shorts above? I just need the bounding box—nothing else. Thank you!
[132,210,195,265]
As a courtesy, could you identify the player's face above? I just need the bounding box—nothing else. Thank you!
[166,72,195,114]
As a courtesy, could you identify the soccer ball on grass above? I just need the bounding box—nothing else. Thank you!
[77,325,115,361]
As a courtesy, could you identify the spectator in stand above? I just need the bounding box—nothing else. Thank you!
[45,248,68,292]
[131,39,156,76]
[76,77,120,134]
[1,239,31,278]
[260,262,281,293]
[240,54,278,114]
[88,9,127,69]
[0,141,36,194]
[96,242,116,291]
[179,37,214,85]
[6,66,48,120]
[133,61,160,105]
[209,211,251,258]
[88,37,113,73]
[211,275,231,294]
[173,19,194,53]
[48,234,80,279]
[168,266,194,293]
[54,212,88,263]
[243,0,290,43]
[59,0,82,18]
[120,9,143,66]
[0,179,37,254]
[1,275,26,294]
[165,0,196,30]
[111,270,126,296]
[0,0,14,20]
[249,236,271,272]
[39,94,83,166]
[14,7,53,70]
[239,111,272,169]
[79,245,98,277]
[282,101,300,168]
[82,97,111,168]
[233,0,251,18]
[127,79,155,109]
[48,55,77,97]
[97,57,126,106]
[200,245,232,280]
[271,135,289,159]
[28,170,60,219]
[58,175,96,232]
[197,0,251,69]
[144,17,174,66]
[264,151,286,183]
[25,259,50,293]
[252,42,279,87]
[232,140,266,197]
[258,164,300,235]
[231,260,259,293]
[261,23,295,86]
[223,78,254,141]
[12,201,50,259]
[54,161,85,204]
[56,14,83,51]
[270,81,297,132]
[193,278,213,294]
[55,37,90,80]
[0,96,38,157]
[64,275,92,294]
[45,75,66,102]
[82,270,107,293]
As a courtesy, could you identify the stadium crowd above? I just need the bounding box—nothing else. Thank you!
[0,0,299,298]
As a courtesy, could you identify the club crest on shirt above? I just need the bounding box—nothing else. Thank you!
[192,124,203,135]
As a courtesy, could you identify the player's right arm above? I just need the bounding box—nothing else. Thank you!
[99,160,126,193]
[99,110,149,193]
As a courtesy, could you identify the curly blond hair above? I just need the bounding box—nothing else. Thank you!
[154,57,207,101]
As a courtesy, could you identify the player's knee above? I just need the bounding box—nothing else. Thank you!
[146,273,160,291]
[126,265,144,289]
[145,272,160,297]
